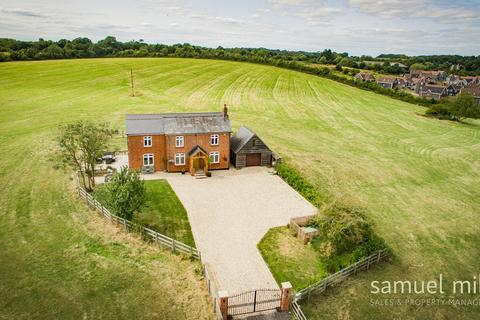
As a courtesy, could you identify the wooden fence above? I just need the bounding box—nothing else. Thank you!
[290,249,388,320]
[202,262,223,320]
[294,249,389,302]
[77,186,200,259]
[291,301,308,320]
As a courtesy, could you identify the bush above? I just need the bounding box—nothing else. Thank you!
[106,167,146,220]
[425,104,455,120]
[310,204,386,273]
[450,92,480,120]
[310,204,374,253]
[275,163,323,207]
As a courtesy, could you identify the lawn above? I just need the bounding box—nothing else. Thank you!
[0,58,479,319]
[95,179,195,247]
[258,227,328,290]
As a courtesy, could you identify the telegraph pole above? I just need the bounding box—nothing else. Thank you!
[130,68,135,97]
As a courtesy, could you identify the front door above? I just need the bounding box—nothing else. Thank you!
[195,158,205,171]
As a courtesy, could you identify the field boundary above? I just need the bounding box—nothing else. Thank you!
[76,185,200,259]
[290,249,389,320]
[76,181,227,319]
[294,249,389,302]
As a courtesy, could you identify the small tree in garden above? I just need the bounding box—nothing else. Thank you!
[106,167,146,220]
[58,121,113,191]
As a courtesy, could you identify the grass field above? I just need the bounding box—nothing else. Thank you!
[0,58,479,319]
[95,179,195,246]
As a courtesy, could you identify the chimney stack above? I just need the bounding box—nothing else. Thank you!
[223,103,228,119]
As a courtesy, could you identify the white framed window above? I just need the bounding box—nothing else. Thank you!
[211,134,219,145]
[209,151,220,164]
[143,154,154,166]
[175,153,185,166]
[144,136,152,147]
[175,136,184,148]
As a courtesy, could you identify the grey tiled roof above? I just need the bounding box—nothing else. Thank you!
[125,112,231,135]
[230,126,255,153]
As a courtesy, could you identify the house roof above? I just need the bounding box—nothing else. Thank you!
[377,77,396,84]
[230,126,256,153]
[188,145,208,157]
[125,112,232,135]
[462,84,480,97]
[422,84,446,94]
[355,72,375,80]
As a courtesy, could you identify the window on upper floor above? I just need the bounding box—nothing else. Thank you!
[175,136,184,148]
[209,151,220,164]
[211,134,219,145]
[144,136,152,147]
[175,153,185,166]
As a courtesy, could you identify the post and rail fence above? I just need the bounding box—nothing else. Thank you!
[76,185,201,259]
[290,249,389,320]
[76,181,227,319]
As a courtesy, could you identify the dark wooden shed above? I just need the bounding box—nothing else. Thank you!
[230,126,273,168]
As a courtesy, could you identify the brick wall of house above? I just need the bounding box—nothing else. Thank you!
[127,135,166,172]
[165,132,230,172]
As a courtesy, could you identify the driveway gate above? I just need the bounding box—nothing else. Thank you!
[227,288,282,316]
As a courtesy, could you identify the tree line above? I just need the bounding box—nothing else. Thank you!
[1,36,480,75]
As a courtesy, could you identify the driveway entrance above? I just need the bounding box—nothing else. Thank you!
[166,167,316,294]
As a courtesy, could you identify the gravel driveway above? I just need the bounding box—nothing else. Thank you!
[166,167,316,294]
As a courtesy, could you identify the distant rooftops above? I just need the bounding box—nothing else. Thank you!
[125,112,232,135]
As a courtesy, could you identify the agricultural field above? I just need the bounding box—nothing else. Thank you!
[0,58,479,319]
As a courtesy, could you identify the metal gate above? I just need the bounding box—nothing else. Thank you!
[228,288,282,316]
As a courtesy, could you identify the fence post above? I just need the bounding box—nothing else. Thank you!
[377,251,381,264]
[280,282,292,312]
[172,239,176,253]
[218,290,229,320]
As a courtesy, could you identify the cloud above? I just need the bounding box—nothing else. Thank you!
[295,7,341,25]
[348,0,479,23]
[0,7,50,18]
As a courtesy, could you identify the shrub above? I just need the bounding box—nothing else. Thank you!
[106,167,146,220]
[449,92,480,120]
[310,204,374,254]
[425,104,455,120]
[275,163,323,207]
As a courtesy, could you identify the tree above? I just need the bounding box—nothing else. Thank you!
[105,167,146,220]
[58,121,113,191]
[317,56,327,64]
[449,93,480,120]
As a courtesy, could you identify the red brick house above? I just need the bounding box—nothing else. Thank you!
[125,107,231,176]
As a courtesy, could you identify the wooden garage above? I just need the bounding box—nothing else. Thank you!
[230,126,273,168]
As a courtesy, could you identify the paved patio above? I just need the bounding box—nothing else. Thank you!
[166,167,316,294]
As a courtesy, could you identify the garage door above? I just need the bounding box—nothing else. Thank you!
[245,153,261,166]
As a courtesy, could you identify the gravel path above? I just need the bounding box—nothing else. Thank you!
[166,167,316,294]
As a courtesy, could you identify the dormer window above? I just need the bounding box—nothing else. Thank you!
[211,134,219,145]
[175,136,184,148]
[144,136,152,147]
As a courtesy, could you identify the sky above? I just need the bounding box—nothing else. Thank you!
[1,0,479,56]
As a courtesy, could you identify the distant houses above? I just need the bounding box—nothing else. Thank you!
[377,77,398,89]
[411,70,447,82]
[354,68,478,100]
[461,84,480,104]
[354,72,376,82]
